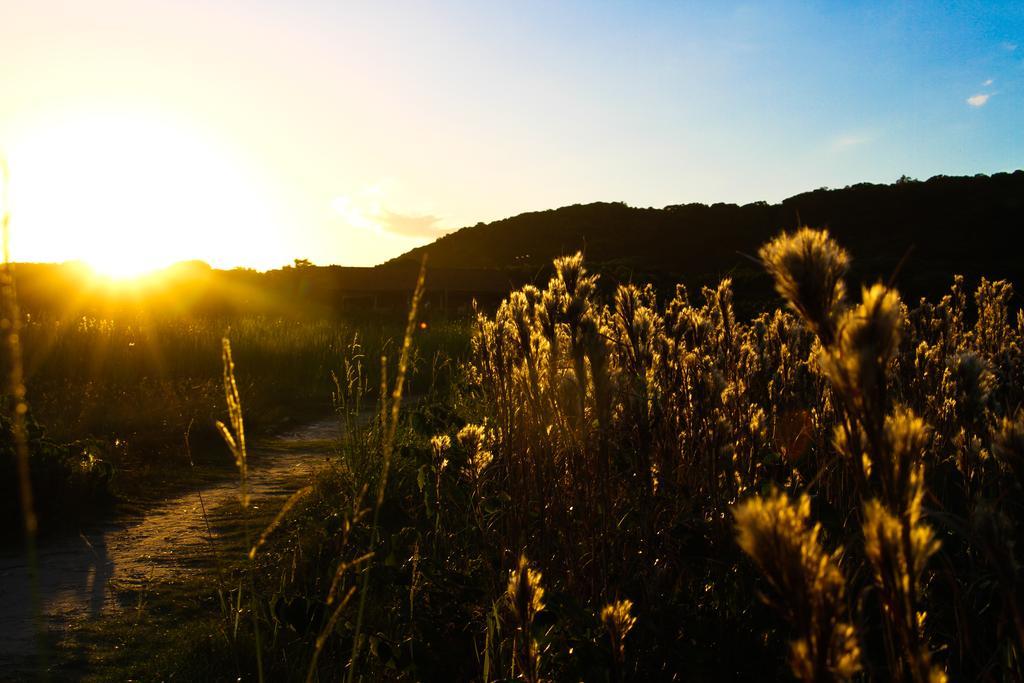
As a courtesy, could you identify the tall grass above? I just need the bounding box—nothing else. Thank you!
[217,336,268,682]
[1,160,35,541]
[60,227,1024,681]
[7,310,468,511]
[20,315,461,436]
[452,229,1024,680]
[262,227,1019,680]
[2,157,43,666]
[155,263,430,682]
[347,257,427,682]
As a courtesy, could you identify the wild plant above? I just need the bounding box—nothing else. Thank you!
[185,226,1024,680]
[455,228,1024,678]
[345,257,427,681]
[734,489,860,682]
[600,598,636,682]
[2,158,44,672]
[305,485,372,683]
[757,228,949,681]
[1,160,36,543]
[216,337,265,682]
[505,554,546,683]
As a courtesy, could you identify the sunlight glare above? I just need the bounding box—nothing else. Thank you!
[5,111,286,276]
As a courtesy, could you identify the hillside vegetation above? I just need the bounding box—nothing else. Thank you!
[393,171,1023,302]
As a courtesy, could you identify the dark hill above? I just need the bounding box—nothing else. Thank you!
[13,172,1022,320]
[389,171,1024,303]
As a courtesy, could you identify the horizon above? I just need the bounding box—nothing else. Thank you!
[2,1,1022,275]
[12,167,1020,275]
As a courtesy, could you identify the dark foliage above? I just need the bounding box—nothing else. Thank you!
[1,408,114,540]
[392,171,1024,307]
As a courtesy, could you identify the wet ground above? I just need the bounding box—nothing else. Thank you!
[0,417,341,676]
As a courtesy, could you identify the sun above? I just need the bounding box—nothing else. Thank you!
[83,251,165,281]
[3,109,286,276]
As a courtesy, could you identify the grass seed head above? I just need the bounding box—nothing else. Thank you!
[735,490,860,682]
[507,553,546,625]
[600,598,637,641]
[759,228,849,345]
[820,284,903,409]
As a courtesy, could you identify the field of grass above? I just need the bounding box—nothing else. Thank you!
[7,228,1024,681]
[1,310,469,538]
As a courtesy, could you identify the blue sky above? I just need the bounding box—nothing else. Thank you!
[1,0,1021,268]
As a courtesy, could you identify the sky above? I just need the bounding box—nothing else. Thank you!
[0,1,1021,273]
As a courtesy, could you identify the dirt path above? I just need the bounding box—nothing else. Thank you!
[0,417,341,675]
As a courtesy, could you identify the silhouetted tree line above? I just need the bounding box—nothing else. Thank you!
[393,171,1023,309]
[13,171,1022,319]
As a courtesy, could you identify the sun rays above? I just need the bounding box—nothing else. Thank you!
[4,110,285,277]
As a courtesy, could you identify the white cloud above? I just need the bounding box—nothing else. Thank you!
[983,78,994,86]
[830,133,872,152]
[1003,42,1018,52]
[331,188,449,238]
[966,93,991,107]
[378,210,446,238]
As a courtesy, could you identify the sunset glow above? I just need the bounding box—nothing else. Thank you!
[4,110,286,277]
[1,1,1021,269]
